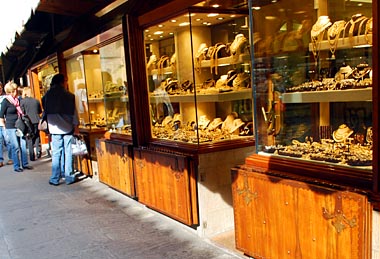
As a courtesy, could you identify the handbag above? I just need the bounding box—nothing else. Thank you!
[38,112,49,134]
[15,115,35,139]
[15,116,27,137]
[72,136,88,156]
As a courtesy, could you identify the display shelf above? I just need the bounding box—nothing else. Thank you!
[88,98,104,103]
[200,54,250,68]
[282,87,372,103]
[258,151,371,170]
[89,96,128,104]
[150,88,251,103]
[308,35,372,52]
[150,67,174,76]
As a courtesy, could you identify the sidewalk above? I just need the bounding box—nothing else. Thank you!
[0,155,247,259]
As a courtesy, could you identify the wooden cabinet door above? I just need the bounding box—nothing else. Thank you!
[96,139,135,197]
[96,139,109,184]
[232,168,371,259]
[134,148,197,226]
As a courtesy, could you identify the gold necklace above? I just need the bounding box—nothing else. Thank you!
[343,14,368,45]
[327,20,346,59]
[365,18,373,44]
[311,16,331,39]
[311,30,325,66]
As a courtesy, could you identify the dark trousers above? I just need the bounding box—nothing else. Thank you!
[27,123,41,160]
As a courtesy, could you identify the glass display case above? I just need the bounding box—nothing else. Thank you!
[34,56,59,99]
[28,54,59,145]
[66,53,93,128]
[251,0,373,169]
[65,38,130,134]
[144,2,253,144]
[99,38,130,134]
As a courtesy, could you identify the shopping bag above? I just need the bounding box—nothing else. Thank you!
[38,113,49,134]
[72,136,88,156]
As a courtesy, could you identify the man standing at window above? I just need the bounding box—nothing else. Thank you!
[42,74,79,185]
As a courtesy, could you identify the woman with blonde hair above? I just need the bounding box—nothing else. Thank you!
[0,82,32,172]
[0,82,12,166]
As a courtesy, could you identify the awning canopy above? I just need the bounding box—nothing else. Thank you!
[1,0,177,83]
[1,0,116,82]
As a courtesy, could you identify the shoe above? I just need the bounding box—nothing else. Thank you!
[66,175,79,185]
[23,165,33,170]
[37,152,41,159]
[0,162,3,167]
[7,160,13,165]
[14,168,23,172]
[49,181,59,186]
[30,157,36,161]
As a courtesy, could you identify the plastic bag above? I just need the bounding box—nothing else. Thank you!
[72,136,88,156]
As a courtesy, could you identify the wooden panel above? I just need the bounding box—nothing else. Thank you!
[96,139,135,197]
[74,156,93,176]
[134,148,197,226]
[96,139,109,184]
[232,168,371,259]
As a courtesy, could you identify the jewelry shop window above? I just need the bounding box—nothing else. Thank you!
[145,1,253,144]
[251,0,373,169]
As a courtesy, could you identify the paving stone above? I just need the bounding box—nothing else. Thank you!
[0,158,246,259]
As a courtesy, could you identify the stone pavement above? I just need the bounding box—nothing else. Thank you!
[0,155,247,259]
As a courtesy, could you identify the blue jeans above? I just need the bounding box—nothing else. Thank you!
[3,128,12,162]
[6,128,28,170]
[50,134,75,184]
[0,127,12,163]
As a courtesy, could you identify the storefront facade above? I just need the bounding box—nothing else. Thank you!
[2,0,379,257]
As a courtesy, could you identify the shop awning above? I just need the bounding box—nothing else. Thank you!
[1,0,116,82]
[1,0,180,83]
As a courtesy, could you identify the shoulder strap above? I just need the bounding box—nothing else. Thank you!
[6,95,24,116]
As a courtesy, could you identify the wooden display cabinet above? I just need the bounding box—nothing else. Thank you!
[133,148,198,226]
[231,168,371,259]
[229,0,379,257]
[96,138,135,197]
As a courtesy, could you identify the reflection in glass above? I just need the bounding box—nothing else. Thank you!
[145,5,253,144]
[250,0,373,168]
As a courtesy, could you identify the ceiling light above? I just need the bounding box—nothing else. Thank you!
[265,16,277,20]
[184,13,196,17]
[252,6,261,10]
[158,24,164,28]
[217,17,224,20]
[207,13,219,17]
[145,29,150,32]
[353,44,372,48]
[154,31,164,35]
[179,22,190,26]
[171,20,177,23]
[212,4,220,8]
[92,49,98,54]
